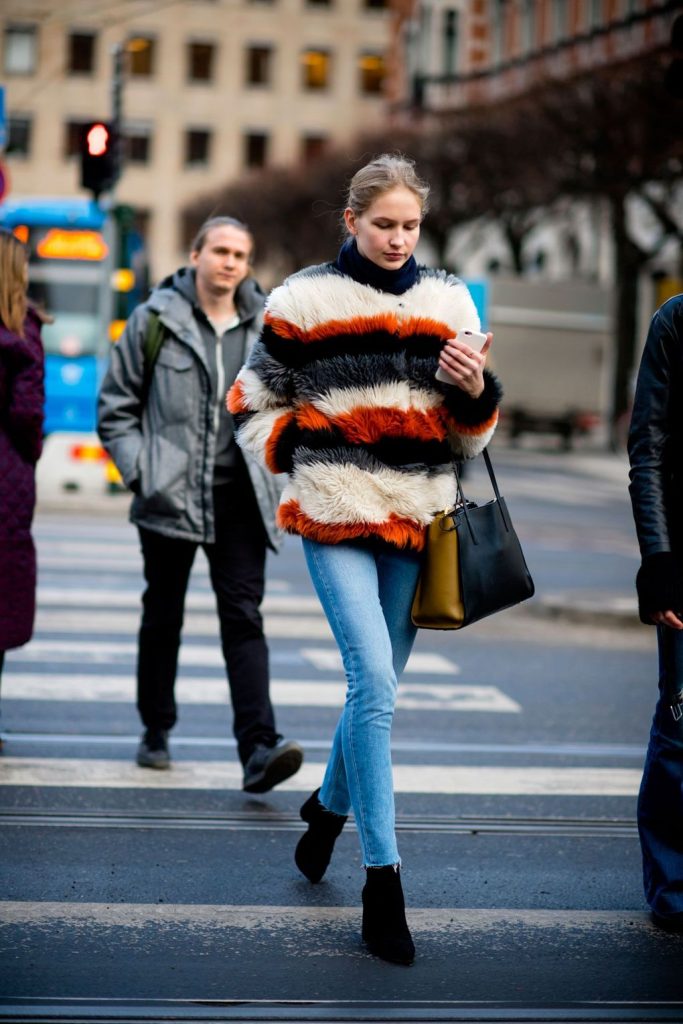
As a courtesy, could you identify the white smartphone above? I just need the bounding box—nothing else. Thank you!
[435,328,488,383]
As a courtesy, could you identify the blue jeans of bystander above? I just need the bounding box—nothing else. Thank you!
[638,624,683,919]
[302,537,422,867]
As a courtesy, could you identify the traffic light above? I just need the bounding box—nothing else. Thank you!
[80,121,119,198]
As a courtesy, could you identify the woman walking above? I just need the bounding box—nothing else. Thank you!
[228,154,501,963]
[0,230,46,749]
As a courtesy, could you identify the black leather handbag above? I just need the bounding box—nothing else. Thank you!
[411,449,535,629]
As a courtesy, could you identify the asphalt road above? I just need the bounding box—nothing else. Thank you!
[2,446,681,1022]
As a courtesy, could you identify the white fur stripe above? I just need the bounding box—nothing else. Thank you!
[450,417,498,460]
[282,461,457,526]
[312,382,441,419]
[236,367,284,412]
[267,269,480,337]
[235,409,286,469]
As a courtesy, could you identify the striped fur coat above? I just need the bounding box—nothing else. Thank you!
[228,262,502,551]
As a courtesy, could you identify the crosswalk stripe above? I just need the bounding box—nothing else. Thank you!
[301,647,459,675]
[0,901,648,932]
[0,674,520,712]
[7,641,463,677]
[34,608,333,636]
[36,588,316,612]
[0,758,641,794]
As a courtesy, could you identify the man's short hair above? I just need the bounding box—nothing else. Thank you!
[191,216,254,260]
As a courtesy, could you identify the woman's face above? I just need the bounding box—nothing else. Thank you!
[344,185,422,271]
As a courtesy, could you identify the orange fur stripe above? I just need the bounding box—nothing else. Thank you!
[295,403,334,432]
[446,409,499,437]
[331,405,448,445]
[226,380,247,415]
[277,499,427,551]
[265,411,296,474]
[264,312,453,345]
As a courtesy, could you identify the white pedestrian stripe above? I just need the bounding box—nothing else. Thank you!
[9,639,466,676]
[0,758,640,795]
[1,674,520,713]
[36,587,309,611]
[0,901,651,935]
[302,647,459,676]
[34,608,333,638]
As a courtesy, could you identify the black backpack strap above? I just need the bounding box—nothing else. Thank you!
[141,311,166,402]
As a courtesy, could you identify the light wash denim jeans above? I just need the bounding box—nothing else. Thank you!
[302,536,422,867]
[638,625,683,919]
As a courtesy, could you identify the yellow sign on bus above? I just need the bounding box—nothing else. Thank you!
[36,228,108,261]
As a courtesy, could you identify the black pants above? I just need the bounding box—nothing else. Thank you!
[136,478,277,765]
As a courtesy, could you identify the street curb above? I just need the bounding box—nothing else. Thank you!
[524,598,641,630]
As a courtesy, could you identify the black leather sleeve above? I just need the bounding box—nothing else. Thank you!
[627,302,680,559]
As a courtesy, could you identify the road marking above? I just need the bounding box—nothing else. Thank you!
[0,731,645,758]
[0,758,641,794]
[34,608,333,637]
[0,674,519,713]
[0,901,651,934]
[7,642,464,677]
[36,588,312,612]
[301,647,459,676]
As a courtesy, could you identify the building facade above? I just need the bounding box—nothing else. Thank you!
[1,0,400,279]
[408,0,674,112]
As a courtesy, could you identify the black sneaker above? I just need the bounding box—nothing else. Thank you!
[136,729,171,770]
[242,738,304,793]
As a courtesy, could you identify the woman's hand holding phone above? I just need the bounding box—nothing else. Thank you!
[436,328,493,397]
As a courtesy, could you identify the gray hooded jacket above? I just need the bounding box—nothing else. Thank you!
[97,268,283,549]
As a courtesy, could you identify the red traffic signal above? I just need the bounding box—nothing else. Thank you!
[80,121,119,199]
[86,123,111,157]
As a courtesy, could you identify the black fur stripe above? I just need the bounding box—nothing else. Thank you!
[262,323,444,369]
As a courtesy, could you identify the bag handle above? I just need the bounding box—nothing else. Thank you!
[452,448,511,541]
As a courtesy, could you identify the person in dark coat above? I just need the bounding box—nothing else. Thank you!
[0,229,46,750]
[628,292,683,931]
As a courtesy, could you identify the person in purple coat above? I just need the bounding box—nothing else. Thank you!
[0,229,47,749]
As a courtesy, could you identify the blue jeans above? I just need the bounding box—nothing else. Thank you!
[302,537,422,867]
[638,625,683,919]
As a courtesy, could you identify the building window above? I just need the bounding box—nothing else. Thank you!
[520,0,535,53]
[589,0,603,29]
[185,128,211,166]
[301,133,327,162]
[551,0,568,41]
[68,31,96,74]
[187,41,214,82]
[301,48,331,90]
[358,52,385,94]
[4,24,37,75]
[244,131,268,168]
[363,0,386,8]
[127,36,155,76]
[442,9,458,74]
[246,45,272,85]
[125,124,153,164]
[64,119,92,158]
[6,116,32,158]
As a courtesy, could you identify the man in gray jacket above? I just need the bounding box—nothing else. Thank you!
[98,216,303,792]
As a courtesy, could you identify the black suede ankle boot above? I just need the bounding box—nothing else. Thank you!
[362,865,415,965]
[294,788,348,883]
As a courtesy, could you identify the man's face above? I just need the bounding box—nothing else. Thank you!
[190,224,253,297]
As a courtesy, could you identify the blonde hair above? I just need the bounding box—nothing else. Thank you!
[0,230,29,337]
[345,154,430,231]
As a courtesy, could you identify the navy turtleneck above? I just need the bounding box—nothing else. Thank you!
[334,237,418,296]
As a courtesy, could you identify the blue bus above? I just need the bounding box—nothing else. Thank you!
[0,196,146,436]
